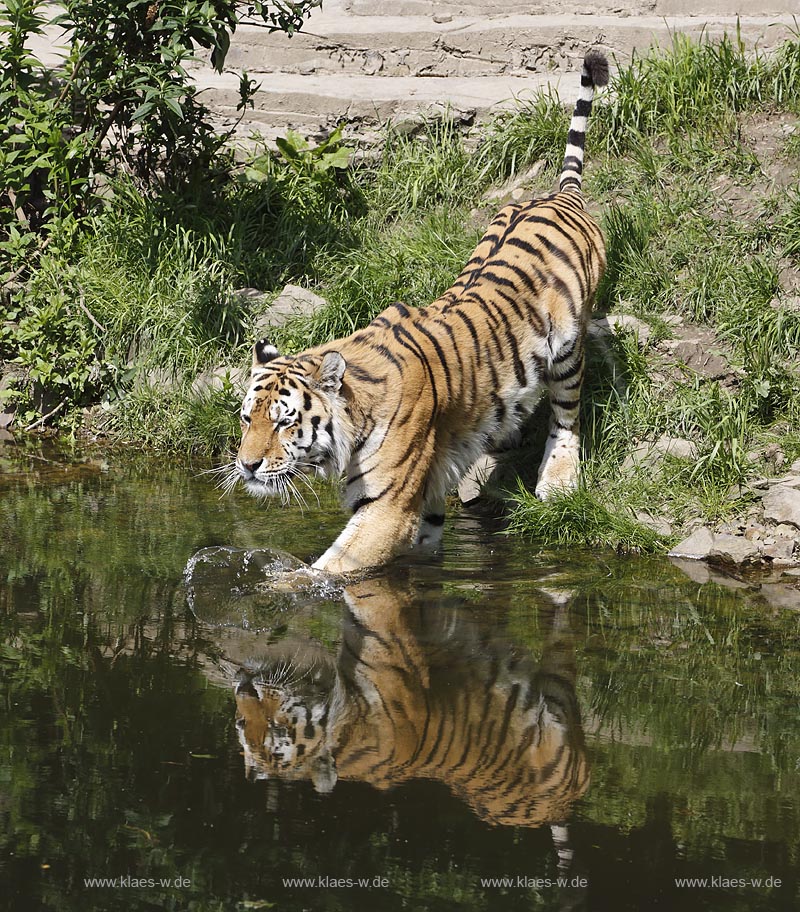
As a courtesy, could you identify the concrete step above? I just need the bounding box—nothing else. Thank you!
[194,70,585,139]
[346,0,798,14]
[226,12,796,79]
[30,0,800,140]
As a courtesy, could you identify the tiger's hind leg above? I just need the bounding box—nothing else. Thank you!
[535,335,585,500]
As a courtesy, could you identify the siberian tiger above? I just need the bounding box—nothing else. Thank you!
[233,577,589,829]
[234,50,609,574]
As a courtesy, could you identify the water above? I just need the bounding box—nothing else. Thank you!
[1,444,799,911]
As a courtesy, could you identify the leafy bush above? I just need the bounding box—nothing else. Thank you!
[0,0,321,279]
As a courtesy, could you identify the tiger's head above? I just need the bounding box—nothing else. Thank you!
[236,339,353,500]
[234,659,340,792]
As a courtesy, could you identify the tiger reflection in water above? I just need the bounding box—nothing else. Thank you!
[232,576,589,833]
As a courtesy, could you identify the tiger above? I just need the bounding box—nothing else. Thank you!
[234,49,609,574]
[232,577,590,829]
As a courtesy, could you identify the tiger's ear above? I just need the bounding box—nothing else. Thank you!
[253,338,279,368]
[314,351,346,393]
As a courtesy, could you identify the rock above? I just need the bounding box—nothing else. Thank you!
[717,520,745,536]
[634,511,672,537]
[774,523,799,539]
[589,313,651,347]
[769,474,800,489]
[623,434,698,470]
[760,584,800,611]
[669,526,715,561]
[762,485,800,528]
[432,12,453,22]
[483,160,545,202]
[708,534,760,566]
[363,50,384,75]
[458,453,498,505]
[0,411,13,430]
[764,442,786,469]
[0,428,14,444]
[389,114,425,136]
[659,336,733,381]
[760,538,795,562]
[432,103,474,126]
[232,287,267,306]
[778,260,800,295]
[725,482,749,502]
[141,366,177,391]
[254,284,328,334]
[192,365,248,397]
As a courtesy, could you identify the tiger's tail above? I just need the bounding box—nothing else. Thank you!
[559,48,609,193]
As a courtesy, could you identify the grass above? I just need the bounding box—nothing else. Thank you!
[507,483,668,553]
[3,30,800,548]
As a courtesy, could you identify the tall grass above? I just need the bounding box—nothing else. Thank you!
[473,89,570,184]
[595,31,800,156]
[507,484,668,553]
[361,119,479,217]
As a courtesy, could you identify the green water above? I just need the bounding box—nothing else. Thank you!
[1,444,799,911]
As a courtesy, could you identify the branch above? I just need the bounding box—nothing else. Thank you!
[2,236,51,289]
[94,99,126,148]
[76,289,106,333]
[24,400,67,432]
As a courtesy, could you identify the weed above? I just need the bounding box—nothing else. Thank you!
[474,89,570,185]
[507,483,667,553]
[363,119,478,218]
[783,187,800,258]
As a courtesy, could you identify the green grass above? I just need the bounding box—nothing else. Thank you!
[3,30,800,542]
[507,483,668,553]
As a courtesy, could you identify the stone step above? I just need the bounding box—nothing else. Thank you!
[345,0,798,14]
[227,12,796,79]
[30,0,800,141]
[194,69,585,138]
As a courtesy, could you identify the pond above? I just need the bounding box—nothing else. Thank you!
[1,444,799,911]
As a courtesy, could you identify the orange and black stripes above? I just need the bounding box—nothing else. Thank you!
[234,48,609,574]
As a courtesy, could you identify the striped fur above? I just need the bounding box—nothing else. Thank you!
[234,579,589,827]
[235,49,609,574]
[560,49,609,192]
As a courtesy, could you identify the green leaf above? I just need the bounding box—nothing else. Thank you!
[274,136,300,161]
[131,101,155,122]
[321,146,351,170]
[210,29,230,73]
[284,130,309,151]
[162,96,184,119]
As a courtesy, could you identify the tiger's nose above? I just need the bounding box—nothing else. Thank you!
[241,458,263,475]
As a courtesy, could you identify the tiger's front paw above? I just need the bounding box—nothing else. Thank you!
[535,455,580,501]
[265,566,339,594]
[535,426,580,500]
